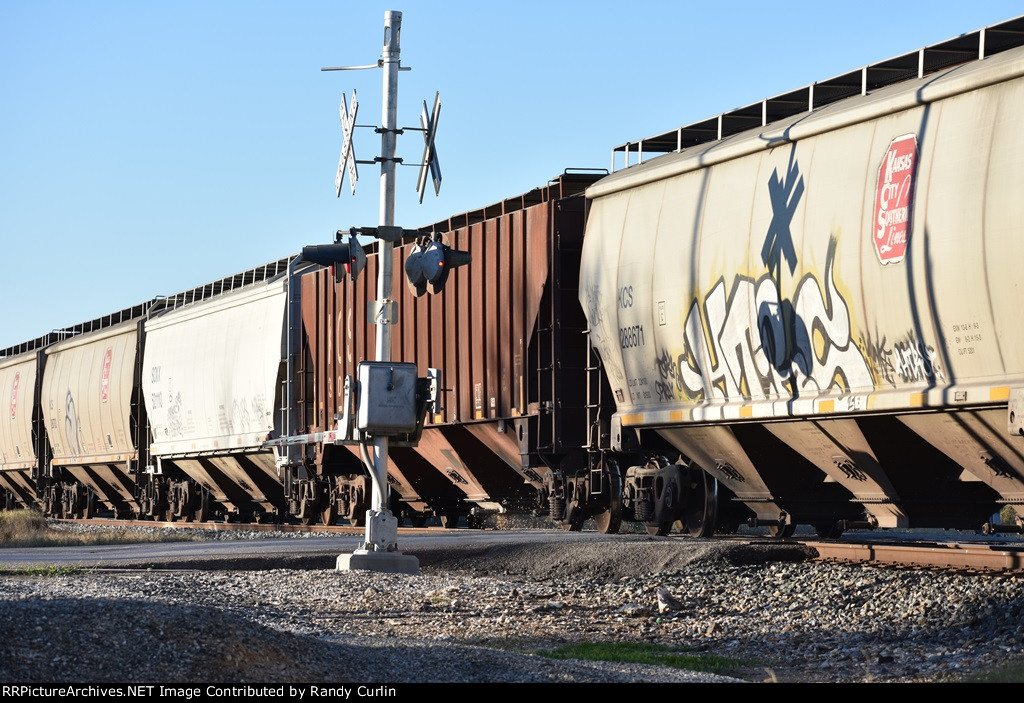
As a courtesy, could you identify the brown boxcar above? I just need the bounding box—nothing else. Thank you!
[298,171,605,526]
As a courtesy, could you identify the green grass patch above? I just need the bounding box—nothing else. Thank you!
[535,641,752,673]
[0,564,82,576]
[964,660,1024,683]
[0,509,195,548]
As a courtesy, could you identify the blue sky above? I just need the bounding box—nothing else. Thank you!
[1,1,1021,349]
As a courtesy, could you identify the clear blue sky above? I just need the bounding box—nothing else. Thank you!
[1,1,1021,350]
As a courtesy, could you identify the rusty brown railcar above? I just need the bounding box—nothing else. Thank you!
[298,171,603,525]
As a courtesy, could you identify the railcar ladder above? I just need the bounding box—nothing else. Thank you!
[584,329,605,496]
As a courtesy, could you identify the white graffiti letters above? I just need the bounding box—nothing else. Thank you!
[661,238,872,402]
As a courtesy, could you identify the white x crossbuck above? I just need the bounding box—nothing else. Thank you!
[335,90,359,196]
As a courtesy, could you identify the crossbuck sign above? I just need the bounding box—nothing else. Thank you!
[335,91,359,196]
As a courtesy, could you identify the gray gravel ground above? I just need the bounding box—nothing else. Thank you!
[1,523,1022,684]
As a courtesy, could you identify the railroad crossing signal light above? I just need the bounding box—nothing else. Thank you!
[302,232,367,283]
[404,241,428,296]
[404,235,470,296]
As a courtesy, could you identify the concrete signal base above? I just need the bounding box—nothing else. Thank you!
[337,550,420,575]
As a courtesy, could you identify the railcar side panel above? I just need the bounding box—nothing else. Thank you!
[300,178,597,517]
[0,353,41,506]
[583,48,1024,424]
[143,280,287,514]
[0,354,38,471]
[581,44,1024,529]
[40,322,139,513]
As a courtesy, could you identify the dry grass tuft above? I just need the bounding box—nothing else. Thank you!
[0,509,194,548]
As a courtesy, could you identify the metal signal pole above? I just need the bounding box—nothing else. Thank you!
[317,10,445,574]
[320,10,421,575]
[341,9,419,575]
[372,10,399,517]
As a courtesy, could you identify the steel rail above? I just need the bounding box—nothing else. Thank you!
[55,519,1024,574]
[806,539,1024,574]
[56,518,446,536]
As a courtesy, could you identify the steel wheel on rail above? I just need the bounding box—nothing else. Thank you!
[560,514,586,531]
[195,490,213,523]
[80,491,96,519]
[644,521,674,536]
[677,467,718,538]
[299,499,317,526]
[592,506,621,534]
[179,487,194,523]
[591,458,623,535]
[347,497,366,526]
[814,522,844,539]
[346,485,368,527]
[768,523,796,538]
[715,519,740,535]
[558,476,586,531]
[321,501,338,526]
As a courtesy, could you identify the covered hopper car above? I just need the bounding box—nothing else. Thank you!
[3,16,1024,539]
[0,174,601,527]
[578,15,1024,537]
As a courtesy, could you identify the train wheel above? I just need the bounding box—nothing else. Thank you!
[680,468,718,538]
[814,523,844,539]
[715,520,740,535]
[593,504,622,535]
[321,501,338,527]
[81,492,96,519]
[645,521,673,536]
[347,500,367,527]
[768,523,796,538]
[410,516,427,528]
[592,458,623,535]
[559,514,585,531]
[178,488,194,523]
[195,492,213,523]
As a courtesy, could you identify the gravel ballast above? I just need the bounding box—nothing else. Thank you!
[1,524,1022,684]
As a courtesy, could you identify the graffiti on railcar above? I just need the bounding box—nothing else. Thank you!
[760,147,804,281]
[860,330,943,387]
[230,393,272,434]
[584,280,626,387]
[165,392,184,439]
[64,391,82,456]
[9,372,19,420]
[656,236,873,403]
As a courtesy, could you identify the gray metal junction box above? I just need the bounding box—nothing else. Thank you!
[357,361,418,435]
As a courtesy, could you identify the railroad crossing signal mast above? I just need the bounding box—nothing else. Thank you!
[315,10,448,574]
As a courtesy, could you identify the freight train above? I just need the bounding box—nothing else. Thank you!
[3,16,1024,538]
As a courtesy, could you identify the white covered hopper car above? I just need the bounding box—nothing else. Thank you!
[577,16,1024,537]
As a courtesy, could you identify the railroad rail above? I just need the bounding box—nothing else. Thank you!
[806,538,1024,574]
[57,517,444,536]
[57,518,1024,575]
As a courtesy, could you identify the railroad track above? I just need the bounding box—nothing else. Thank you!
[804,538,1024,575]
[59,518,1024,574]
[58,517,443,536]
